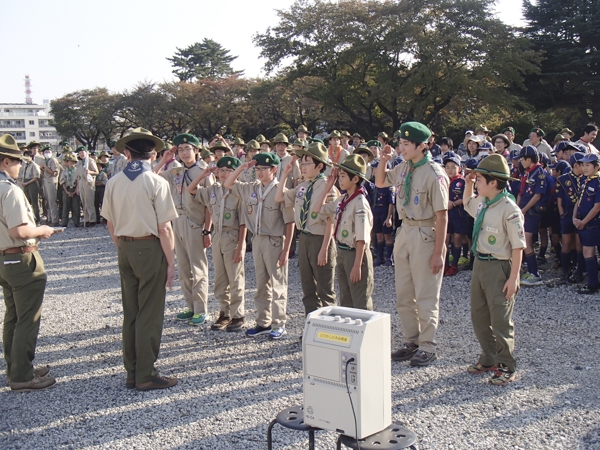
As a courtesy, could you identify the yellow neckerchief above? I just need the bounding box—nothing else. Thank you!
[576,171,600,207]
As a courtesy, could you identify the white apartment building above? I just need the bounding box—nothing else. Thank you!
[0,101,60,146]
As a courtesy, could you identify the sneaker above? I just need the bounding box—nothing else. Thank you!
[577,285,599,295]
[176,308,194,321]
[226,317,246,332]
[489,364,515,386]
[391,342,419,361]
[458,256,469,266]
[444,265,459,277]
[384,258,393,267]
[10,376,56,392]
[7,366,50,384]
[520,272,543,286]
[410,350,437,367]
[467,362,498,374]
[462,260,473,271]
[245,324,272,337]
[189,314,206,326]
[269,327,287,340]
[136,375,178,391]
[210,312,231,331]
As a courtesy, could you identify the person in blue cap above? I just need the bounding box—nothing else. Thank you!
[508,149,523,196]
[517,146,549,286]
[573,153,600,293]
[536,152,558,265]
[443,152,469,276]
[553,140,571,162]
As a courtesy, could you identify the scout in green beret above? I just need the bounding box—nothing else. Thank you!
[526,127,553,161]
[463,153,524,385]
[366,140,382,161]
[375,121,449,367]
[223,151,295,340]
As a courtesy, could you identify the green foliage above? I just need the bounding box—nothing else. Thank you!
[167,39,243,82]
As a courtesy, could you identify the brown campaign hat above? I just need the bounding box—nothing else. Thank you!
[473,154,520,181]
[116,128,164,153]
[295,142,331,167]
[0,134,30,161]
[334,154,368,181]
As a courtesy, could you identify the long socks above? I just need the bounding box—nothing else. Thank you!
[525,252,539,276]
[560,252,571,276]
[451,246,461,268]
[585,257,599,288]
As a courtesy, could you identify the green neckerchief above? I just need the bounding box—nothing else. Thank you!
[471,189,512,254]
[403,152,431,206]
[300,174,325,230]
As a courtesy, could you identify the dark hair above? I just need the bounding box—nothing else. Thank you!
[523,153,539,164]
[126,138,155,160]
[342,168,363,186]
[482,174,507,190]
[583,123,599,135]
[301,154,326,173]
[440,137,453,149]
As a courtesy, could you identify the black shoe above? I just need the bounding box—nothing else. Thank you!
[410,350,437,367]
[568,272,584,284]
[136,375,178,391]
[577,285,598,295]
[391,342,418,361]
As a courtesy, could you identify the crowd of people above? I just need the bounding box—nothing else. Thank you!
[1,121,598,392]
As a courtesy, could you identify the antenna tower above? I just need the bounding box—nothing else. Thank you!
[24,75,32,104]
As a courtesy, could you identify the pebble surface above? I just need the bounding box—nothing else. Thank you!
[1,226,599,449]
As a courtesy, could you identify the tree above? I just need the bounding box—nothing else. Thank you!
[523,0,600,126]
[167,39,243,82]
[50,88,120,149]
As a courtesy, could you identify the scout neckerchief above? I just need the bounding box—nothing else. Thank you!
[255,177,279,235]
[471,189,512,254]
[329,145,343,164]
[178,161,199,194]
[334,186,366,240]
[0,171,16,184]
[576,172,600,209]
[519,163,541,197]
[123,161,151,181]
[218,184,230,232]
[403,152,431,206]
[66,166,76,187]
[300,174,325,230]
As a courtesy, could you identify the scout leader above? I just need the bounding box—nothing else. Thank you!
[187,156,247,332]
[463,154,525,386]
[154,133,213,326]
[0,134,61,392]
[39,145,60,226]
[223,152,295,340]
[274,142,339,316]
[102,128,178,391]
[375,122,449,367]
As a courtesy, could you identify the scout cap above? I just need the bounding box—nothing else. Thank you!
[252,152,280,167]
[25,140,42,149]
[217,156,241,170]
[295,142,330,166]
[501,127,516,135]
[63,153,77,162]
[0,134,30,161]
[442,151,461,167]
[366,140,382,149]
[327,130,342,139]
[271,133,289,145]
[509,149,521,160]
[334,154,368,181]
[530,127,545,137]
[570,152,586,165]
[553,140,571,155]
[491,134,510,147]
[297,125,308,133]
[465,158,479,170]
[210,140,229,152]
[539,152,550,166]
[245,139,260,151]
[352,132,362,138]
[549,160,571,175]
[200,148,212,159]
[560,127,575,138]
[399,122,431,144]
[233,137,245,146]
[519,145,538,158]
[353,145,375,160]
[292,138,307,148]
[580,153,600,164]
[76,145,88,152]
[255,134,267,143]
[173,133,200,148]
[565,142,586,153]
[115,127,164,153]
[473,154,519,181]
[475,125,489,133]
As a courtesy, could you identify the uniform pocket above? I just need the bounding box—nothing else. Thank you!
[418,226,436,243]
[269,236,283,247]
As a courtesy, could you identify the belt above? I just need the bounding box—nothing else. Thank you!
[0,246,38,256]
[119,235,158,241]
[477,252,497,261]
[337,242,355,251]
[299,230,314,236]
[403,218,435,227]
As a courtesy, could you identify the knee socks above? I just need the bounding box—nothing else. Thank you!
[525,253,539,276]
[585,257,599,288]
[560,252,571,276]
[577,252,586,275]
[451,246,461,268]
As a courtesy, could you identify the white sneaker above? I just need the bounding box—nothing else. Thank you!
[520,272,543,286]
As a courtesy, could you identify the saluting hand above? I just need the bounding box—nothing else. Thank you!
[325,168,338,190]
[381,145,393,162]
[283,156,297,177]
[240,159,257,171]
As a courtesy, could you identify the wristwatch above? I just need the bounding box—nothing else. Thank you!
[202,229,212,236]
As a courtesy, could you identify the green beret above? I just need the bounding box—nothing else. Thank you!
[252,152,280,167]
[366,140,382,148]
[76,145,88,152]
[501,127,516,135]
[217,156,241,170]
[41,144,53,151]
[530,127,545,137]
[399,122,432,144]
[173,133,200,148]
[109,140,117,147]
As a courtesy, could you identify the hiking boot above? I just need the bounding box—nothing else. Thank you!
[245,324,272,337]
[176,308,194,321]
[410,350,437,367]
[10,376,56,392]
[577,285,599,295]
[467,362,497,374]
[7,366,50,384]
[269,327,287,340]
[136,375,178,391]
[210,312,231,331]
[226,317,246,332]
[444,265,459,277]
[520,272,543,286]
[489,364,515,386]
[391,342,419,361]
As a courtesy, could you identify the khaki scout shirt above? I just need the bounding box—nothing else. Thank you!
[161,161,213,226]
[0,176,38,249]
[76,159,98,187]
[239,167,256,183]
[59,167,78,188]
[112,154,128,176]
[102,171,178,238]
[42,157,60,184]
[276,154,299,188]
[464,195,526,260]
[231,180,294,236]
[284,178,338,235]
[195,184,243,233]
[34,155,45,179]
[22,161,41,183]
[383,160,449,221]
[322,192,373,248]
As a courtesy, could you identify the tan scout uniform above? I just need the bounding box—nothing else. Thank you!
[75,159,98,223]
[110,153,128,177]
[322,192,374,310]
[195,184,245,319]
[33,154,46,217]
[383,160,449,353]
[324,148,351,176]
[276,154,300,188]
[162,162,213,315]
[285,178,339,314]
[41,156,60,224]
[465,195,525,372]
[232,180,294,327]
[21,160,41,223]
[239,166,256,183]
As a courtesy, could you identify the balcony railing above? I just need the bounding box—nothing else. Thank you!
[0,124,24,128]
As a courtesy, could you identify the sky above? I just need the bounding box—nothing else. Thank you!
[1,0,526,104]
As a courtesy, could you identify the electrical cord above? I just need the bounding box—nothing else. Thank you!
[345,358,361,450]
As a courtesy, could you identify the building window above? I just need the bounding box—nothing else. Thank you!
[29,120,35,125]
[29,132,35,137]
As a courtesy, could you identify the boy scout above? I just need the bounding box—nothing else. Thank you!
[187,156,247,332]
[154,133,213,326]
[224,152,295,340]
[59,153,81,227]
[275,142,339,315]
[463,154,525,385]
[375,122,449,367]
[109,141,128,177]
[95,154,110,224]
[239,140,259,183]
[103,128,178,390]
[75,146,99,227]
[39,145,60,226]
[0,134,59,391]
[314,154,374,310]
[325,130,350,176]
[20,153,41,224]
[271,133,298,188]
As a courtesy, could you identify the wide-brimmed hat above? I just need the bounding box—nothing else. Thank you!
[210,141,229,153]
[341,130,352,138]
[473,154,519,181]
[62,153,77,162]
[295,142,331,166]
[99,151,110,158]
[255,134,268,143]
[173,133,200,148]
[0,134,30,161]
[245,139,260,151]
[297,125,308,133]
[200,148,212,159]
[551,133,566,145]
[233,137,245,146]
[377,132,389,141]
[25,140,42,149]
[334,154,368,181]
[491,134,510,147]
[560,127,575,138]
[327,130,342,139]
[292,138,307,149]
[271,133,289,145]
[353,145,375,160]
[116,128,164,153]
[475,125,489,133]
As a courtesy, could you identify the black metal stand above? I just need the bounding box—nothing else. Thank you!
[336,423,418,450]
[267,405,321,450]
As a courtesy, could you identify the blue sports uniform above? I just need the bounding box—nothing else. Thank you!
[447,176,469,235]
[555,171,580,234]
[518,163,549,233]
[576,174,600,247]
[540,169,559,231]
[367,162,395,234]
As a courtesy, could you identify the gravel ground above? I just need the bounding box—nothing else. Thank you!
[1,225,599,449]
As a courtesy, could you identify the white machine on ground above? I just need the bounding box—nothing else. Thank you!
[302,306,391,439]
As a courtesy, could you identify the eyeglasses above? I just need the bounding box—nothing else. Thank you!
[218,168,234,173]
[300,162,315,167]
[255,166,272,172]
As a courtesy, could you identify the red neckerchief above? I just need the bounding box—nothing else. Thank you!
[449,175,463,185]
[329,145,343,164]
[334,187,365,239]
[519,163,541,197]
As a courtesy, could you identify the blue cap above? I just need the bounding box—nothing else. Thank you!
[509,149,521,160]
[570,152,586,165]
[465,158,479,170]
[433,156,443,165]
[443,156,461,167]
[549,160,571,175]
[478,141,493,151]
[565,142,587,153]
[553,140,571,154]
[519,145,538,158]
[580,153,600,164]
[539,152,551,165]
